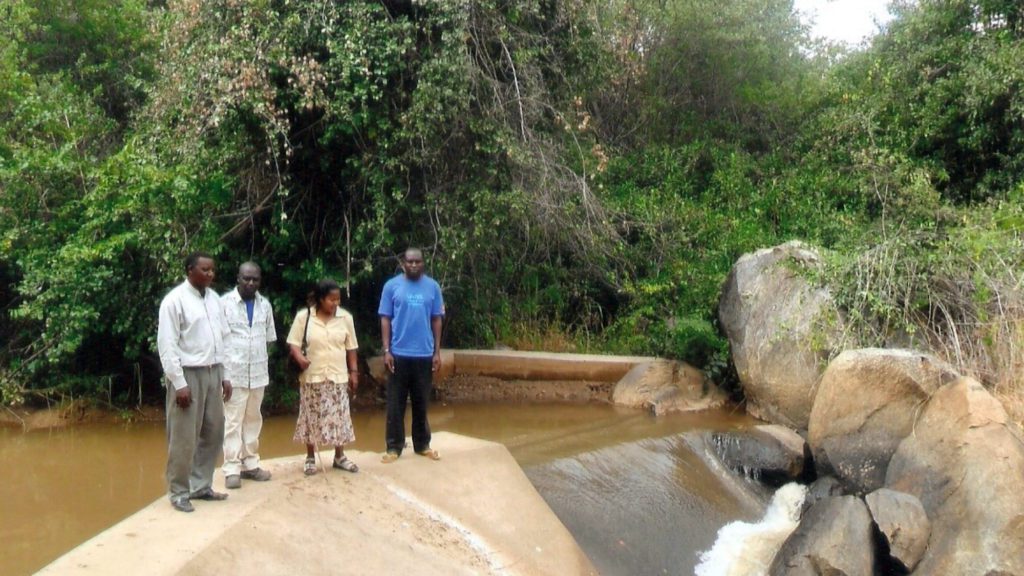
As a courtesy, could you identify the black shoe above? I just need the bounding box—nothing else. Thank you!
[190,487,228,501]
[240,468,272,481]
[171,497,194,513]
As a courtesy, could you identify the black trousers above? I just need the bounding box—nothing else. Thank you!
[385,356,433,454]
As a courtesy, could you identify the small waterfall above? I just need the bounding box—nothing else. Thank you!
[709,433,764,483]
[525,434,767,576]
[694,482,807,576]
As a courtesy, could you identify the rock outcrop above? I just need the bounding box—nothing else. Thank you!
[718,242,1024,574]
[865,488,930,572]
[612,360,726,414]
[768,495,875,576]
[886,377,1024,575]
[718,241,836,429]
[800,475,844,516]
[807,348,958,494]
[707,424,808,486]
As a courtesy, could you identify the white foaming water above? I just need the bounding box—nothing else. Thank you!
[694,482,807,576]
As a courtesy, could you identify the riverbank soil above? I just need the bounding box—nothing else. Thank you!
[37,431,596,576]
[0,402,164,430]
[0,375,620,432]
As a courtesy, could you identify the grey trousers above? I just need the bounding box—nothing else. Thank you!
[166,365,225,500]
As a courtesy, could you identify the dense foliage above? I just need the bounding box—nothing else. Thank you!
[1,0,1021,413]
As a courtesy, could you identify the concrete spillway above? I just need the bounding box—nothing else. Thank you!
[37,432,596,576]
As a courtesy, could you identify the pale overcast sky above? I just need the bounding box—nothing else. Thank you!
[793,0,894,45]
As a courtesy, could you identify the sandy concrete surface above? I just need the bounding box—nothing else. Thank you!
[37,432,596,576]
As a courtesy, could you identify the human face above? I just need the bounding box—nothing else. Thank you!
[318,289,342,316]
[187,257,216,291]
[237,265,261,301]
[401,250,424,280]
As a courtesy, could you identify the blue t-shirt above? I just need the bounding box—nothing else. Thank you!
[245,299,255,327]
[378,274,445,358]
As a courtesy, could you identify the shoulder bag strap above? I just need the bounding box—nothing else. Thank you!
[301,307,311,356]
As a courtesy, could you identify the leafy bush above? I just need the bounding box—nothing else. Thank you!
[819,189,1024,411]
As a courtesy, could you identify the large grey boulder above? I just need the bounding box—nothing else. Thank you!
[886,377,1024,575]
[768,495,875,576]
[612,360,726,415]
[707,424,808,486]
[807,348,958,494]
[718,241,836,429]
[865,488,930,572]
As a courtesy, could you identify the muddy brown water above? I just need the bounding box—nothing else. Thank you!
[1,403,761,576]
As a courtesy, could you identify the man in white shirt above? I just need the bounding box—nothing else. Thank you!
[157,252,233,512]
[220,262,276,489]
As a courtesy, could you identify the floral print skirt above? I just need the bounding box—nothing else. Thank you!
[293,379,355,446]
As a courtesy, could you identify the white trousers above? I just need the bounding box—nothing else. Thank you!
[221,386,265,476]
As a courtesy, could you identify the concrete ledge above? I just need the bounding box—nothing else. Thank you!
[368,349,655,384]
[37,432,595,576]
[367,349,456,384]
[453,350,656,382]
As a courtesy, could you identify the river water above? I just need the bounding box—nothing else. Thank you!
[0,403,763,575]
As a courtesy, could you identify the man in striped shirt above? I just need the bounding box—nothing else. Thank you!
[220,262,276,489]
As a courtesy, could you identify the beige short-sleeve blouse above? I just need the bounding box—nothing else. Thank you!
[286,306,359,385]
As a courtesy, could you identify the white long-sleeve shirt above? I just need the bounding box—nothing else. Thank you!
[157,280,229,390]
[220,288,277,389]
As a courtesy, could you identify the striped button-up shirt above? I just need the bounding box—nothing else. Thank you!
[220,288,277,389]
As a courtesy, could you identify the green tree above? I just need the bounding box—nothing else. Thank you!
[590,0,819,152]
[1,0,621,404]
[838,0,1024,203]
[0,0,171,401]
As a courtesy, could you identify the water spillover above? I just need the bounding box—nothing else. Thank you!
[695,483,808,576]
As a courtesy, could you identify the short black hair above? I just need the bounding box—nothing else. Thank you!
[402,247,423,261]
[184,251,213,273]
[238,261,261,275]
[308,278,342,308]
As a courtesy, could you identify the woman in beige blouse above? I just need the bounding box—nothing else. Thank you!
[286,279,360,475]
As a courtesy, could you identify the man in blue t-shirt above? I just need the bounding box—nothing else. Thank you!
[378,247,445,462]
